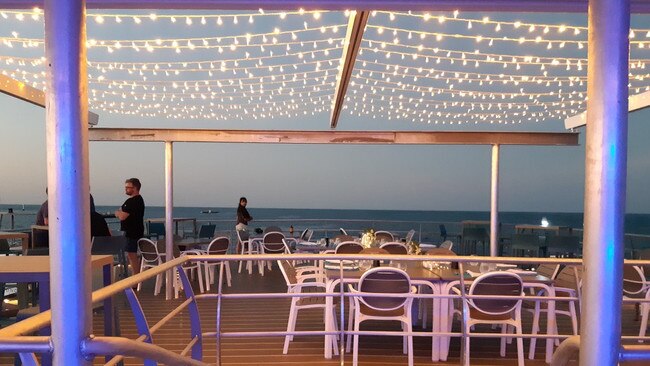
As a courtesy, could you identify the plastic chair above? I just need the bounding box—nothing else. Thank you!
[136,238,165,295]
[237,230,259,275]
[264,226,283,234]
[623,265,650,342]
[380,242,408,255]
[349,268,416,366]
[339,228,348,235]
[196,224,216,239]
[204,236,232,289]
[528,265,581,358]
[335,241,364,254]
[420,248,458,328]
[459,272,525,366]
[375,231,394,244]
[259,232,288,275]
[440,240,454,251]
[174,248,205,298]
[277,259,338,354]
[404,229,416,243]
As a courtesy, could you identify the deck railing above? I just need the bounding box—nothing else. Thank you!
[1,254,650,365]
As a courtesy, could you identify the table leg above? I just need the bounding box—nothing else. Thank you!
[39,280,51,366]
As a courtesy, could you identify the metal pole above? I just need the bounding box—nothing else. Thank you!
[580,0,629,365]
[44,0,92,364]
[165,141,174,300]
[489,144,500,257]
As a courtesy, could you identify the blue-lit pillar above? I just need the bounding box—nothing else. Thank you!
[489,144,499,257]
[580,0,629,365]
[44,0,92,365]
[165,141,174,300]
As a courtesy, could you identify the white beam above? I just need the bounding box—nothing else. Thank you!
[565,90,650,129]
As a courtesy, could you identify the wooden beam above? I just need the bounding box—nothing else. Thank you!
[1,0,650,13]
[0,74,99,125]
[88,128,579,146]
[330,10,368,129]
[0,73,46,108]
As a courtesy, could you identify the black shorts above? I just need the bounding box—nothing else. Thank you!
[126,237,140,253]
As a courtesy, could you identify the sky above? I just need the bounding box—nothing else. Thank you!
[0,9,649,213]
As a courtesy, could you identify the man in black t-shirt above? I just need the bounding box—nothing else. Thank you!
[115,178,145,275]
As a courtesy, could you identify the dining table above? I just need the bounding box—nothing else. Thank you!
[322,260,557,363]
[0,231,30,253]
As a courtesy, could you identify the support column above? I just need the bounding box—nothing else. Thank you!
[580,0,629,365]
[44,0,92,364]
[164,141,174,300]
[489,144,500,257]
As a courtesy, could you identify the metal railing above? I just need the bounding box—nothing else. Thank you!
[1,253,650,365]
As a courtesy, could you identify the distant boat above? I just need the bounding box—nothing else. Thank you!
[201,209,218,214]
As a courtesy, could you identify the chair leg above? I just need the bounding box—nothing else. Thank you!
[462,325,471,366]
[283,300,297,354]
[225,262,232,287]
[529,302,541,359]
[346,298,355,352]
[516,323,525,366]
[402,322,407,354]
[197,265,205,293]
[500,323,508,357]
[137,262,145,291]
[154,273,162,296]
[353,318,361,366]
[639,303,649,343]
[406,321,414,366]
[204,263,211,292]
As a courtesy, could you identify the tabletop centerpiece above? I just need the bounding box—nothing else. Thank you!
[360,228,378,248]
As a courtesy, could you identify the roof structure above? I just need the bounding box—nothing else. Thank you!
[0,5,648,130]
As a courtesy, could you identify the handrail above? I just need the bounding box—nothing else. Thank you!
[82,336,208,366]
[620,344,650,362]
[0,256,186,337]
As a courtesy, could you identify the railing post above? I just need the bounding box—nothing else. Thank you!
[44,0,92,364]
[580,0,629,365]
[489,144,500,257]
[165,141,174,300]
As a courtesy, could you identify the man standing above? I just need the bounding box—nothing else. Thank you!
[115,178,145,276]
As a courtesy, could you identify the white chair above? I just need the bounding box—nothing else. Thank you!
[258,232,289,276]
[136,238,165,295]
[379,241,409,255]
[623,265,650,342]
[277,259,338,354]
[173,247,205,298]
[349,267,416,366]
[375,230,394,244]
[204,236,232,289]
[237,230,260,275]
[528,265,580,358]
[404,229,416,243]
[458,272,525,366]
[440,240,454,251]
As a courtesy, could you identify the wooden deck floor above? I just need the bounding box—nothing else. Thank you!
[1,263,648,365]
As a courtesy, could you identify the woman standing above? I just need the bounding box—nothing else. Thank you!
[236,197,253,232]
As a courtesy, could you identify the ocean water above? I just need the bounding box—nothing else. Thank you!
[3,204,650,239]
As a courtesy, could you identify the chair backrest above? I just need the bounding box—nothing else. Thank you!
[198,224,216,238]
[375,231,394,243]
[535,263,560,280]
[469,272,523,315]
[262,232,286,252]
[237,230,250,243]
[440,240,454,250]
[623,265,646,297]
[358,268,412,311]
[0,239,10,252]
[335,241,364,254]
[207,236,230,255]
[380,242,408,255]
[138,238,161,262]
[339,228,348,235]
[148,222,165,238]
[439,224,448,239]
[300,228,314,242]
[91,236,128,255]
[425,248,457,257]
[333,234,355,243]
[637,249,650,276]
[264,226,282,234]
[405,229,416,243]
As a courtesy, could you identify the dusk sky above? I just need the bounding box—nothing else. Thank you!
[0,9,648,213]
